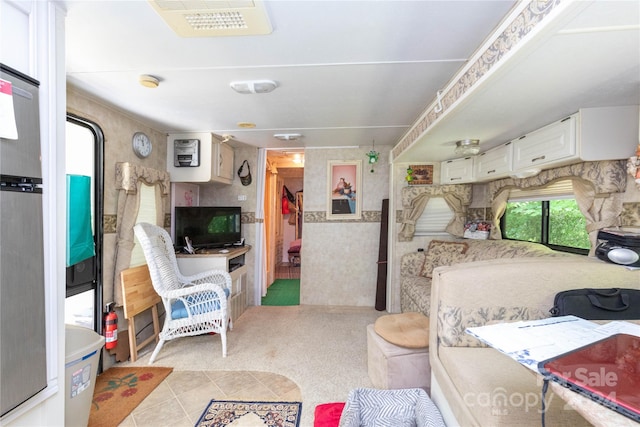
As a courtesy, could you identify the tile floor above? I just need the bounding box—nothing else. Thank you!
[114,305,383,426]
[119,370,301,426]
[117,265,301,426]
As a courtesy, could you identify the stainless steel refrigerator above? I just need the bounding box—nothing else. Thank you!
[0,64,47,417]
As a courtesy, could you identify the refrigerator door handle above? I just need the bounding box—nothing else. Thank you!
[0,175,43,193]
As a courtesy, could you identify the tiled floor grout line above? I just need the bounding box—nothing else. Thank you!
[248,371,281,400]
[131,373,183,426]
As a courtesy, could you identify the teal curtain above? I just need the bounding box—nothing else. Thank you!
[66,174,95,266]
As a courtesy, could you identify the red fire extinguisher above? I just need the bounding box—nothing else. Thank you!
[104,303,118,350]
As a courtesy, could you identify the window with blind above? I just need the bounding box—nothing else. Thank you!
[501,180,589,254]
[414,197,454,235]
[130,183,158,267]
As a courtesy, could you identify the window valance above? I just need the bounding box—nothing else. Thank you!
[399,184,472,241]
[115,162,171,195]
[111,162,170,306]
[487,160,627,200]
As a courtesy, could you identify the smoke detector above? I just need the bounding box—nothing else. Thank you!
[139,74,159,88]
[148,0,272,37]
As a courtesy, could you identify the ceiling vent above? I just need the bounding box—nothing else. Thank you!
[148,1,272,37]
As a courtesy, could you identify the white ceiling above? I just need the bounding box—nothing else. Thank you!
[63,1,639,162]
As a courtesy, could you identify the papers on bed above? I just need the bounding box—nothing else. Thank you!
[466,316,640,372]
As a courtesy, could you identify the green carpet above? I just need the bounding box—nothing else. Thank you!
[262,279,300,306]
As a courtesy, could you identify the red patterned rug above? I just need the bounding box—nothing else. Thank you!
[88,366,173,427]
[196,400,302,427]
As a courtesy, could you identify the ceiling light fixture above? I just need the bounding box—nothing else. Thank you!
[455,139,481,156]
[139,74,159,88]
[274,133,302,141]
[230,80,277,94]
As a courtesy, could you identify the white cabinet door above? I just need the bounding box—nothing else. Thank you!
[513,115,576,171]
[214,141,234,183]
[475,142,513,181]
[441,157,474,183]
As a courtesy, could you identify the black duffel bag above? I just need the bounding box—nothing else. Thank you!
[550,288,640,320]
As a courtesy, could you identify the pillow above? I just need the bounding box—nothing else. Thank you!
[419,240,468,279]
[313,402,345,427]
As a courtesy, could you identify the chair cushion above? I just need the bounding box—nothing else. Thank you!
[171,288,230,320]
[374,312,429,348]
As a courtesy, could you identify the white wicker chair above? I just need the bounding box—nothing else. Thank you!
[133,222,232,364]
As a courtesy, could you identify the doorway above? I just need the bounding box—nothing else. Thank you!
[64,114,104,334]
[264,150,304,292]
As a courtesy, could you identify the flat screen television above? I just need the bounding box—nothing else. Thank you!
[174,206,242,250]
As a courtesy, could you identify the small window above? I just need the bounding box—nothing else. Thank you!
[130,183,158,267]
[414,198,454,235]
[501,180,589,254]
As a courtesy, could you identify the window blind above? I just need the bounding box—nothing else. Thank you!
[507,179,574,202]
[414,197,454,235]
[130,183,157,267]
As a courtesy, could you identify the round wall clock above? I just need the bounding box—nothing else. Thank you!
[132,132,152,158]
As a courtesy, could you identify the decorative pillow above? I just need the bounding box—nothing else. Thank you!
[420,240,468,279]
[313,402,345,427]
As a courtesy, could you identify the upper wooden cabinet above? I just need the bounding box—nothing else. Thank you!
[474,141,513,181]
[512,115,576,172]
[441,157,474,184]
[167,133,234,184]
[444,105,639,183]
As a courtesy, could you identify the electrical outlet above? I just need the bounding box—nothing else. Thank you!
[238,195,247,201]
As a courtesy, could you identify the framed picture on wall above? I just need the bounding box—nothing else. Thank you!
[408,164,433,185]
[327,160,362,220]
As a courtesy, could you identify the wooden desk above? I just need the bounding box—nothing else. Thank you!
[176,245,251,322]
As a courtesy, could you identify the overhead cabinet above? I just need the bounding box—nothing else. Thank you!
[474,141,513,180]
[441,156,474,183]
[512,115,575,172]
[443,105,639,183]
[167,133,234,184]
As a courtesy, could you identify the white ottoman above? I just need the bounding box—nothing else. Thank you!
[367,323,431,392]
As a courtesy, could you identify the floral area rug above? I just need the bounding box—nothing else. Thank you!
[88,366,173,427]
[195,400,302,427]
